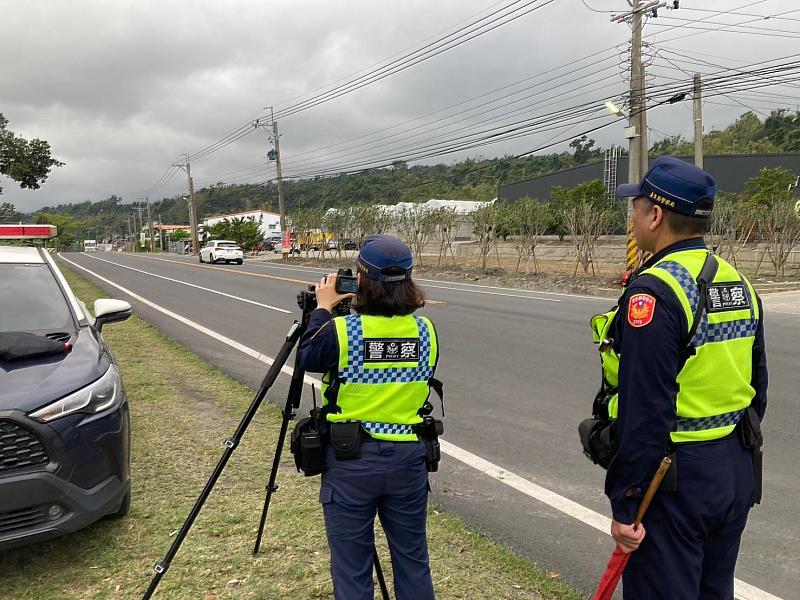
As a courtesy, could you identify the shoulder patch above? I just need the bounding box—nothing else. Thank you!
[628,293,656,328]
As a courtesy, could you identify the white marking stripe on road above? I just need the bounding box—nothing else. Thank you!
[59,254,781,600]
[80,253,291,313]
[420,282,561,302]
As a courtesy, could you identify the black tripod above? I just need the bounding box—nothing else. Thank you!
[142,305,389,599]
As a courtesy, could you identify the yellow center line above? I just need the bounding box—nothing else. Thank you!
[123,254,444,304]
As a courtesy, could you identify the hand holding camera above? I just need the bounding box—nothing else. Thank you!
[315,270,358,313]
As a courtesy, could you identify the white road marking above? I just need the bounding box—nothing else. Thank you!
[80,252,290,313]
[419,282,561,302]
[60,253,782,600]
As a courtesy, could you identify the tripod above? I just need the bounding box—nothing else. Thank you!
[142,305,389,599]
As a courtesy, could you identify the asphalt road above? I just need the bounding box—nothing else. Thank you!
[60,251,799,599]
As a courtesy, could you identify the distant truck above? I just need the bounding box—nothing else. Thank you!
[83,240,97,252]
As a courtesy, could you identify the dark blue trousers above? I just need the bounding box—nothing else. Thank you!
[623,438,756,600]
[320,441,435,600]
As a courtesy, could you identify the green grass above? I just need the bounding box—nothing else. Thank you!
[0,265,584,600]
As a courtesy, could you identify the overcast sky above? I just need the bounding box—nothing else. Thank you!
[1,0,798,213]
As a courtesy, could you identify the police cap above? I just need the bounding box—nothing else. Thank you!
[616,156,717,218]
[357,235,414,283]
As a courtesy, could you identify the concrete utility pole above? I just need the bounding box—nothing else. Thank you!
[127,215,133,252]
[693,72,704,168]
[260,108,288,232]
[613,0,667,272]
[146,200,155,253]
[174,155,199,255]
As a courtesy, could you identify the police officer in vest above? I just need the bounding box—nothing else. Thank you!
[597,157,768,598]
[298,235,440,600]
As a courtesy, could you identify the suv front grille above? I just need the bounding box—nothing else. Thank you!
[0,420,49,475]
[0,505,51,534]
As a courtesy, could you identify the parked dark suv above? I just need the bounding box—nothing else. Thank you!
[0,245,133,550]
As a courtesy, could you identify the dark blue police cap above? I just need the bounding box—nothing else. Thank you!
[357,235,413,283]
[616,156,717,218]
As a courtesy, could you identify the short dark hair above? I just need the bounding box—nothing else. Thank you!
[352,268,426,316]
[646,198,709,236]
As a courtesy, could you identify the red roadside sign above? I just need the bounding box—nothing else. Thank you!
[0,224,57,239]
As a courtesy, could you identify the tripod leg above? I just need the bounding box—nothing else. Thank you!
[374,552,390,600]
[142,321,303,600]
[253,341,307,554]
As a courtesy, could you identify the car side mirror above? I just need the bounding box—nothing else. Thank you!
[94,299,132,332]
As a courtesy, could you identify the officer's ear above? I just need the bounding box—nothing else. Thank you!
[648,203,665,232]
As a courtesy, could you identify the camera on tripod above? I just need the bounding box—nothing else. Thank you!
[297,268,358,316]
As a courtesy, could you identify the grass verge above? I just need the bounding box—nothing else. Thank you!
[0,265,584,600]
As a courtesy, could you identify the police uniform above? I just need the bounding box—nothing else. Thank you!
[599,158,768,599]
[298,236,439,600]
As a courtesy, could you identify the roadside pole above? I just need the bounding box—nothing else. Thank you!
[694,72,703,168]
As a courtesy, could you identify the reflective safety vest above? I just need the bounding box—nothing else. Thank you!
[591,249,760,444]
[321,313,439,442]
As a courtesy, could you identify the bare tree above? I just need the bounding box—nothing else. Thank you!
[322,208,354,260]
[758,197,800,276]
[429,207,460,267]
[554,180,614,276]
[472,203,501,271]
[395,204,436,266]
[507,198,550,274]
[706,193,754,268]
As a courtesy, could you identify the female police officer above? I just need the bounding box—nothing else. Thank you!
[298,235,440,600]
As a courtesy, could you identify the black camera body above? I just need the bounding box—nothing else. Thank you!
[298,268,357,317]
[335,268,358,295]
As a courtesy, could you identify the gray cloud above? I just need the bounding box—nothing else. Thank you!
[1,0,797,212]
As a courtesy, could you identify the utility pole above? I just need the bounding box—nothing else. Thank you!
[127,215,133,252]
[259,108,287,233]
[146,200,155,253]
[693,72,703,168]
[174,155,199,255]
[612,0,667,272]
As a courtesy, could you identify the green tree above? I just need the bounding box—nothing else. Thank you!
[205,216,262,251]
[34,212,81,251]
[569,135,600,164]
[0,113,64,195]
[1,202,21,223]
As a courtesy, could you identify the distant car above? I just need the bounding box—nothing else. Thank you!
[199,240,244,264]
[0,244,133,550]
[264,236,283,251]
[83,240,97,252]
[343,240,359,251]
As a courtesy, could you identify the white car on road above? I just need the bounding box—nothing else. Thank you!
[199,240,244,265]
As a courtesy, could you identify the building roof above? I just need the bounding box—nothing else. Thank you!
[203,209,280,222]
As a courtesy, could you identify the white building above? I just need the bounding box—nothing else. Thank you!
[202,210,281,239]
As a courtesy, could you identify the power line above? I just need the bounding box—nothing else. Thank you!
[272,0,558,121]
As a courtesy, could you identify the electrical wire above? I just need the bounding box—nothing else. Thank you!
[272,0,558,120]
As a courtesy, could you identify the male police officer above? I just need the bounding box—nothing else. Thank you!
[602,157,768,598]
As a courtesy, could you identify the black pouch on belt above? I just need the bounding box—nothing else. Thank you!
[737,406,764,505]
[290,416,325,476]
[329,422,363,460]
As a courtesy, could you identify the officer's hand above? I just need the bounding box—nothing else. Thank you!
[611,519,646,554]
[315,273,355,313]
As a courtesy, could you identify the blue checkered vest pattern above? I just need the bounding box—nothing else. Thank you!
[322,313,439,441]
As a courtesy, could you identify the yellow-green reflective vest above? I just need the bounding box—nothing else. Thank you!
[591,249,760,444]
[321,313,439,442]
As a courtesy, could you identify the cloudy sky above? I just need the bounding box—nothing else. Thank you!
[1,0,798,213]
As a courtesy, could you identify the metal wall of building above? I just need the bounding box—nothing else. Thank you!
[497,154,800,203]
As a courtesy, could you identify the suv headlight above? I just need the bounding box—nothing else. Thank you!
[30,364,122,422]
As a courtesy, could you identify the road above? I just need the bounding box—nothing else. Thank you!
[60,251,798,600]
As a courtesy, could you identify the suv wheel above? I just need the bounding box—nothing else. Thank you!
[107,490,131,519]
